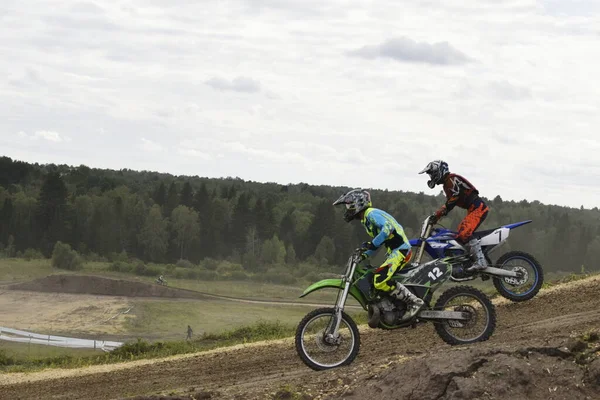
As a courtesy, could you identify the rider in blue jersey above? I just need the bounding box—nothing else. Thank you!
[333,189,424,321]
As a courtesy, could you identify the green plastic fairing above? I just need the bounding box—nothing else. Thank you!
[299,278,368,310]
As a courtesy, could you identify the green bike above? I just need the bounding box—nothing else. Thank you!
[295,249,497,371]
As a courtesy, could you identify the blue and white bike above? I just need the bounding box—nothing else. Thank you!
[409,216,544,302]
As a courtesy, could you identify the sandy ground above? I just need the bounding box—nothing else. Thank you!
[0,290,133,335]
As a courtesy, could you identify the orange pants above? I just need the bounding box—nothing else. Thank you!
[456,202,489,243]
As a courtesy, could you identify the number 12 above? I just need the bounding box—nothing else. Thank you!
[428,267,443,281]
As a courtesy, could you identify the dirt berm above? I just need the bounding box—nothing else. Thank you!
[5,275,207,299]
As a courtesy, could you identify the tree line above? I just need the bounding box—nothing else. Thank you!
[0,156,599,275]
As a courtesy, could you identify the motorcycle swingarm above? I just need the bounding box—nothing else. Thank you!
[480,266,519,278]
[417,310,470,320]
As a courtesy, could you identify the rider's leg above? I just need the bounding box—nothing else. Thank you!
[373,249,423,320]
[457,202,490,271]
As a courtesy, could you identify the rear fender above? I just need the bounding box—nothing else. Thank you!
[300,278,368,310]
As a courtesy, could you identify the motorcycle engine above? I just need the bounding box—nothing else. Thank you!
[376,298,405,325]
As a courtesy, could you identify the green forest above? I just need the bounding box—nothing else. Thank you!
[1,155,599,279]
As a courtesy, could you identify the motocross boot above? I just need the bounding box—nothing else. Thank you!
[390,283,424,321]
[466,238,487,271]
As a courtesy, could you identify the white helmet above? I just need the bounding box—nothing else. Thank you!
[419,160,449,189]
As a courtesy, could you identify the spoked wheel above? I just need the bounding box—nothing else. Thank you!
[492,251,544,302]
[295,307,360,371]
[433,286,496,345]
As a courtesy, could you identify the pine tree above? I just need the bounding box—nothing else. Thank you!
[180,182,194,208]
[36,172,69,254]
[163,182,179,216]
[152,183,166,207]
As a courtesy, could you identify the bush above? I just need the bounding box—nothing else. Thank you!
[216,261,244,278]
[109,261,133,273]
[132,263,162,277]
[176,259,195,269]
[110,338,153,358]
[202,258,219,271]
[85,252,107,263]
[108,251,129,263]
[228,270,249,281]
[134,262,148,276]
[51,242,83,271]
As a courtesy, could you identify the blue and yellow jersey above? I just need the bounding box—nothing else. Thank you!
[361,207,410,256]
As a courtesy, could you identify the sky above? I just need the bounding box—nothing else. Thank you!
[1,0,599,209]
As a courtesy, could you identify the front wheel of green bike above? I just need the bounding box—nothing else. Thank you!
[295,307,360,371]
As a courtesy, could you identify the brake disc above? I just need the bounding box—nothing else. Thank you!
[503,266,528,286]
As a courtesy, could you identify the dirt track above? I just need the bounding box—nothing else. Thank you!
[2,276,600,400]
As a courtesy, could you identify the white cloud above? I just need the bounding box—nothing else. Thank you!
[205,77,262,93]
[349,37,472,65]
[34,130,69,143]
[140,138,163,152]
[14,130,70,143]
[178,148,213,161]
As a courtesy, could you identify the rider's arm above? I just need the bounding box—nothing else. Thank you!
[436,179,459,218]
[364,211,394,256]
[444,194,459,213]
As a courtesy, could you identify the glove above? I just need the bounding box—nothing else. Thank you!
[429,214,439,224]
[361,241,377,251]
[431,206,447,223]
[355,242,376,261]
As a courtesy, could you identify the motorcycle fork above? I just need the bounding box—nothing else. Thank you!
[327,259,357,340]
[414,224,433,265]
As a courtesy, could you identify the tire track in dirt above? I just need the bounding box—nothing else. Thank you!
[2,277,600,400]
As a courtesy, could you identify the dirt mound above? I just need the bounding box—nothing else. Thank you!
[330,342,600,400]
[6,275,207,299]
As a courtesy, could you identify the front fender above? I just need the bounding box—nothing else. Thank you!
[300,278,368,310]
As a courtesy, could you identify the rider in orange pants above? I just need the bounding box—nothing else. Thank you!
[419,160,489,271]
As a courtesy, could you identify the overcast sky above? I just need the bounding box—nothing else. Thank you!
[1,0,599,209]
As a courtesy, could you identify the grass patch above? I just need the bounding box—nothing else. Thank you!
[581,329,600,343]
[0,341,98,361]
[0,259,53,282]
[125,299,324,340]
[1,310,369,373]
[0,320,296,372]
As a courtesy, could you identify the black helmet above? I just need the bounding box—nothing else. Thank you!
[333,189,372,222]
[419,160,449,189]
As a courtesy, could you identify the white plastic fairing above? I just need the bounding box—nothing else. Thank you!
[479,228,510,246]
